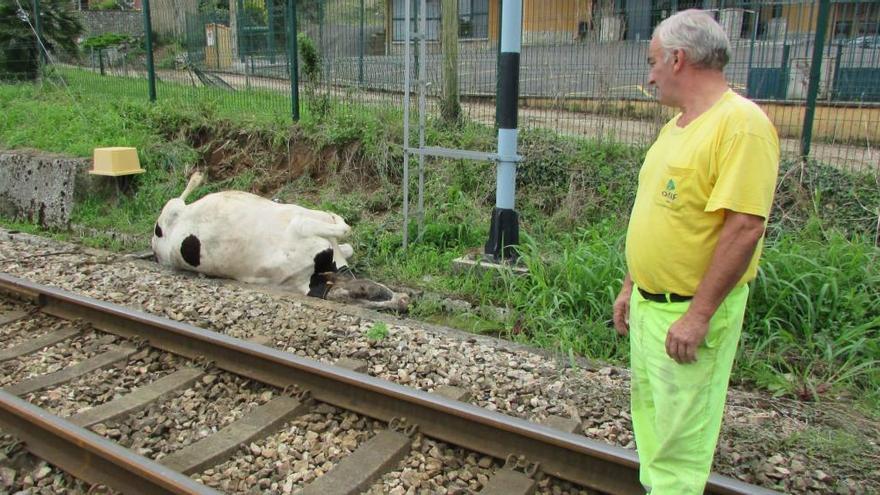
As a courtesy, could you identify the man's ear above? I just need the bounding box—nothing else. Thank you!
[672,49,684,71]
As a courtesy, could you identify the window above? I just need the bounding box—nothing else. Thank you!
[392,0,441,41]
[459,0,489,39]
[391,0,488,41]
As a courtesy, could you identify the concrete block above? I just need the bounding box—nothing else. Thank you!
[0,150,85,229]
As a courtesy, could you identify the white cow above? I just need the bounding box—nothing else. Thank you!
[152,172,409,311]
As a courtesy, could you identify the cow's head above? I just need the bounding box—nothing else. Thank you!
[319,271,410,312]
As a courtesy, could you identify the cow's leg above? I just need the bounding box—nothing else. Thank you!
[329,239,351,269]
[286,217,350,240]
[180,172,204,202]
[338,243,353,259]
[287,205,346,227]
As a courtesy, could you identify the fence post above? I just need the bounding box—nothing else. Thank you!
[441,0,461,123]
[495,0,502,128]
[288,0,300,121]
[33,0,46,67]
[143,0,157,102]
[358,0,365,86]
[268,0,276,64]
[237,0,245,63]
[800,0,831,159]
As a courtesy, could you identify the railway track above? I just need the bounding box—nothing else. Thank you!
[0,272,779,495]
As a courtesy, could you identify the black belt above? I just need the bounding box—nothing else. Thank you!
[638,287,692,303]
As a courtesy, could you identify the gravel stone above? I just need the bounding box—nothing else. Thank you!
[194,406,381,493]
[0,231,877,494]
[23,349,183,417]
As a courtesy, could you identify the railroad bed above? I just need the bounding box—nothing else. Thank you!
[0,271,777,495]
[6,228,861,494]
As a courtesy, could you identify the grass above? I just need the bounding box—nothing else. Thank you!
[0,70,878,416]
[365,321,389,341]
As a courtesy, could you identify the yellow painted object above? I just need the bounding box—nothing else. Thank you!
[90,147,145,176]
[205,23,232,70]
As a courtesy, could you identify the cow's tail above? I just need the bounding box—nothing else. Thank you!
[180,172,204,202]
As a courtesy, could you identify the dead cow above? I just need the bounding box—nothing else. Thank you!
[152,172,409,311]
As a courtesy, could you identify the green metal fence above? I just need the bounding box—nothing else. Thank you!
[2,0,879,173]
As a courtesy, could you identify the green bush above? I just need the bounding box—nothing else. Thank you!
[91,0,122,10]
[0,0,82,81]
[81,33,131,50]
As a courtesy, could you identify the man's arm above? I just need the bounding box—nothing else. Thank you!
[665,210,765,363]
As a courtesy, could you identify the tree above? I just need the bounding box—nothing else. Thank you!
[440,0,461,124]
[0,0,83,81]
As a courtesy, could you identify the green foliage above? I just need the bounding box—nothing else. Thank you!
[296,32,329,116]
[0,71,877,413]
[499,223,629,360]
[81,33,131,50]
[0,0,83,81]
[771,158,880,241]
[365,321,389,341]
[242,0,267,25]
[199,0,229,14]
[741,229,879,401]
[297,32,320,80]
[91,0,122,11]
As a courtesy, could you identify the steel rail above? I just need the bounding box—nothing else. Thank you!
[0,390,220,495]
[0,273,780,495]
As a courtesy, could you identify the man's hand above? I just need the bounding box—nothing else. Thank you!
[613,276,633,336]
[665,311,710,363]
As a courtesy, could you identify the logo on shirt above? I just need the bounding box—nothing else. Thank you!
[662,179,678,201]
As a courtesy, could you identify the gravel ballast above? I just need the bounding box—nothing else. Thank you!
[0,230,878,494]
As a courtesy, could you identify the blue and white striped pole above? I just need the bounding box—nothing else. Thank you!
[485,0,522,261]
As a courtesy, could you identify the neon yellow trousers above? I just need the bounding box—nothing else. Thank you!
[629,284,749,495]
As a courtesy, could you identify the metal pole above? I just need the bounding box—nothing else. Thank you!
[417,0,427,239]
[402,0,412,249]
[358,0,365,86]
[318,1,324,57]
[288,0,300,121]
[268,0,276,64]
[800,0,831,158]
[831,41,842,102]
[237,0,246,63]
[485,0,522,261]
[143,0,157,102]
[495,0,502,126]
[215,24,220,69]
[33,0,45,67]
[746,9,757,95]
[413,0,420,82]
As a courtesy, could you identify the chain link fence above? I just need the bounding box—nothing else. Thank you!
[2,0,879,173]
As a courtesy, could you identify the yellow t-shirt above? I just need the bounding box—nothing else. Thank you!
[625,90,779,296]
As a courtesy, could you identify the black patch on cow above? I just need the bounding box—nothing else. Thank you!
[308,248,337,298]
[154,223,163,238]
[180,235,201,267]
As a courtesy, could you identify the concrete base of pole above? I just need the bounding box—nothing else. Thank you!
[484,207,519,261]
[451,253,528,278]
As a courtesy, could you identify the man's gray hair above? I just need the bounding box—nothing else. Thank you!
[653,9,731,71]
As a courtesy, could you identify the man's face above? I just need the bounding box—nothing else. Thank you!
[647,37,677,107]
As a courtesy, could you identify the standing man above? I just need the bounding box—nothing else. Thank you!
[612,10,779,495]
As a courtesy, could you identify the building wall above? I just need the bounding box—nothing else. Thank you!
[76,10,144,37]
[522,0,591,34]
[149,0,199,39]
[780,4,818,35]
[387,0,590,48]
